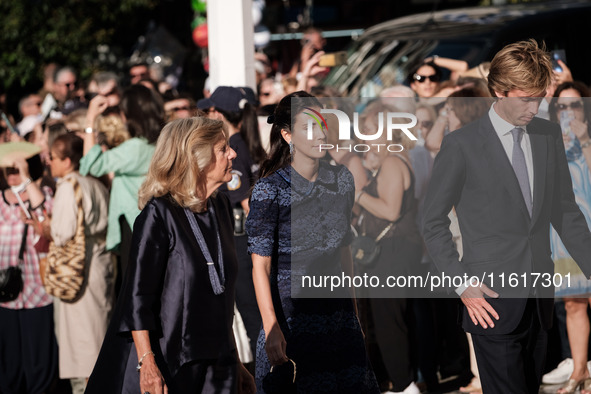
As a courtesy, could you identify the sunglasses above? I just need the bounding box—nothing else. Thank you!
[260,92,271,97]
[170,106,191,112]
[556,101,583,111]
[4,167,19,176]
[413,73,441,83]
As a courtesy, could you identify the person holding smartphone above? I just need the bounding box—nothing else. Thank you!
[0,144,57,394]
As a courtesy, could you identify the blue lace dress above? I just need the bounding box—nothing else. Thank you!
[246,162,379,394]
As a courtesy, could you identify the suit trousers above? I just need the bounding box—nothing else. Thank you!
[471,298,547,394]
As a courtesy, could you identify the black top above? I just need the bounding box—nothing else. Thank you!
[86,192,238,393]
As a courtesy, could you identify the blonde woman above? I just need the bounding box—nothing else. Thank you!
[86,117,255,394]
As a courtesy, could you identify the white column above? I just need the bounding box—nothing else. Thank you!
[207,0,256,91]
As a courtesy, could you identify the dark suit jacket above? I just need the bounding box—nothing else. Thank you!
[422,114,591,335]
[86,193,238,393]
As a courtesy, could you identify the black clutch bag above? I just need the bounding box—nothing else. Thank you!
[262,359,297,394]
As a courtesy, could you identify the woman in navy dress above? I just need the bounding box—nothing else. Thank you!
[247,91,379,393]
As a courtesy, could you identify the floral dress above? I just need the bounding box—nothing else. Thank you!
[246,162,379,394]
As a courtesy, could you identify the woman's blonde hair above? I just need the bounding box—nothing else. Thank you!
[138,117,227,212]
[95,114,130,149]
[488,39,552,97]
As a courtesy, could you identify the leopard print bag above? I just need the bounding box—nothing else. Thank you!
[44,177,86,302]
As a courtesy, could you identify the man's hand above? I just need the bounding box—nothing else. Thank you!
[461,283,500,329]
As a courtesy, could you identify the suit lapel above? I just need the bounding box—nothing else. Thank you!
[477,116,531,221]
[528,120,547,226]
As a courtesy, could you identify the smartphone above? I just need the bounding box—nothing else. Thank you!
[318,51,348,67]
[560,110,575,150]
[551,49,567,72]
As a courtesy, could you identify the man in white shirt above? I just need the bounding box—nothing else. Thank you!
[422,39,591,393]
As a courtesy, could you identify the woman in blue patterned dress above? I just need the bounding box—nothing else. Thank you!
[549,82,591,394]
[246,91,379,393]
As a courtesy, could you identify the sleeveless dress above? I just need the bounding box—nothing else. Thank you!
[246,162,379,394]
[356,154,423,392]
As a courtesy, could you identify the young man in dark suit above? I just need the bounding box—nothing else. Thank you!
[422,39,591,393]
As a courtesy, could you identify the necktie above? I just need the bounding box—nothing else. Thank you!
[510,127,532,217]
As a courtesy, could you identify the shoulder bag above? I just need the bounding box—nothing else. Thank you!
[44,177,87,302]
[0,224,27,302]
[351,221,395,268]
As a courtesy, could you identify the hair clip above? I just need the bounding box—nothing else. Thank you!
[267,115,275,124]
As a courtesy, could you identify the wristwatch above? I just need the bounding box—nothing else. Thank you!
[84,127,93,134]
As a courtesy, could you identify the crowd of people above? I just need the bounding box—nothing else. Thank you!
[1,31,591,394]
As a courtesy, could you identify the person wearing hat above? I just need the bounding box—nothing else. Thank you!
[0,142,58,394]
[198,86,265,362]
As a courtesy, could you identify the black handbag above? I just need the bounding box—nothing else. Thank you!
[351,221,395,268]
[262,359,297,394]
[0,225,27,302]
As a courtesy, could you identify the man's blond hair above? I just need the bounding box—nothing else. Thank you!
[487,39,553,97]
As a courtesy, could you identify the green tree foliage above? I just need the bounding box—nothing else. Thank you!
[0,0,157,88]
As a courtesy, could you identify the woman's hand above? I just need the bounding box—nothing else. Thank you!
[264,323,288,366]
[86,95,109,127]
[571,118,590,144]
[238,362,256,394]
[139,355,168,394]
[12,157,31,181]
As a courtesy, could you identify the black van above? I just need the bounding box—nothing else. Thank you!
[324,1,591,97]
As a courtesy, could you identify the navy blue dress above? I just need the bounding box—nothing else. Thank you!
[246,162,379,394]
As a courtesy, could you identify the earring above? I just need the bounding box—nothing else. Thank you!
[289,141,294,154]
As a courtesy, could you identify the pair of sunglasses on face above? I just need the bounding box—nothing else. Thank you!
[556,101,583,111]
[413,73,441,83]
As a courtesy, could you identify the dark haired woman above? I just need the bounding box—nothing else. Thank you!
[80,84,165,281]
[247,91,379,393]
[46,133,112,393]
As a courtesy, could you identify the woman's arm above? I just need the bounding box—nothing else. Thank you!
[252,253,288,366]
[79,138,152,177]
[346,155,368,192]
[424,108,449,154]
[83,95,109,155]
[356,156,406,222]
[12,157,45,208]
[131,330,168,394]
